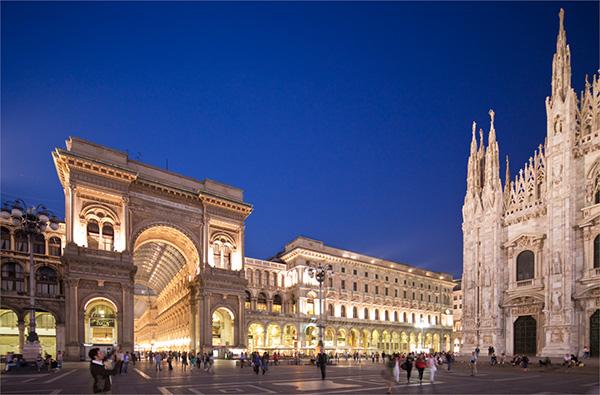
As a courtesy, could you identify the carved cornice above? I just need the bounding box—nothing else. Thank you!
[52,149,137,189]
[200,194,253,219]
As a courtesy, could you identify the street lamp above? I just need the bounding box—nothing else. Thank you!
[1,199,59,350]
[415,319,430,353]
[306,262,333,350]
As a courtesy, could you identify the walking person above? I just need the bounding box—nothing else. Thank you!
[404,352,414,384]
[167,353,173,371]
[427,354,437,384]
[89,348,122,393]
[522,355,529,372]
[445,351,453,371]
[383,353,396,394]
[240,352,245,368]
[122,352,130,374]
[57,351,63,370]
[261,352,269,375]
[181,352,188,371]
[252,352,261,375]
[154,352,162,372]
[317,350,327,380]
[415,354,426,385]
[469,352,478,376]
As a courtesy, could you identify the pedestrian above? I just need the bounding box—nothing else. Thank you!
[167,353,173,371]
[317,350,327,380]
[181,351,188,371]
[261,352,269,375]
[240,352,245,368]
[155,352,162,372]
[89,347,122,393]
[522,355,529,372]
[475,346,480,358]
[383,353,396,394]
[446,351,453,371]
[500,352,506,365]
[583,346,590,359]
[253,352,261,375]
[469,352,478,376]
[190,353,196,370]
[207,353,215,374]
[415,354,426,385]
[427,354,437,384]
[393,354,400,384]
[404,352,414,384]
[56,351,63,370]
[123,352,130,374]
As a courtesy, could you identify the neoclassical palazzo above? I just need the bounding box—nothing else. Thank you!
[1,137,454,360]
[462,10,600,357]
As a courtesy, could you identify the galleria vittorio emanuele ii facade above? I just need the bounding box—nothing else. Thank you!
[0,137,455,360]
[462,10,600,358]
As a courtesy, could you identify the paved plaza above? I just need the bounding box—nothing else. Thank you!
[1,359,598,395]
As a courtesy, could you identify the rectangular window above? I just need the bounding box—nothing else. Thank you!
[454,305,458,309]
[385,276,389,282]
[353,282,357,291]
[341,280,346,290]
[395,278,398,283]
[375,274,379,280]
[364,284,369,293]
[341,267,346,273]
[420,294,423,301]
[375,286,379,294]
[365,272,368,278]
[403,290,407,298]
[353,269,357,275]
[385,288,389,296]
[394,289,398,297]
[328,277,333,287]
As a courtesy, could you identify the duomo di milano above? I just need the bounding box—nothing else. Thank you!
[0,9,598,361]
[461,10,600,358]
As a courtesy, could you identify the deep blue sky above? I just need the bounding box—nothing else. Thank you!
[2,2,598,278]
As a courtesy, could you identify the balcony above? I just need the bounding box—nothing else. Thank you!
[516,279,533,287]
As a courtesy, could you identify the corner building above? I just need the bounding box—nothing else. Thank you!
[2,137,454,360]
[462,10,600,358]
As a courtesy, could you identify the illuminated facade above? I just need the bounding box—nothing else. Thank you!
[1,137,454,360]
[462,10,600,357]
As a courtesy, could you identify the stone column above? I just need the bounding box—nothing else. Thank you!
[18,320,25,353]
[189,295,197,351]
[122,284,134,352]
[56,323,66,355]
[64,278,80,361]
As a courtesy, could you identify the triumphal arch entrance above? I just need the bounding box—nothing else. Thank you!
[52,137,252,360]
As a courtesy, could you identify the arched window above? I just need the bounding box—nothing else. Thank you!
[101,223,114,251]
[385,310,389,321]
[246,269,253,284]
[257,293,267,311]
[328,303,334,316]
[517,250,535,281]
[264,272,270,287]
[0,227,10,250]
[364,308,369,320]
[87,220,100,249]
[375,309,380,320]
[1,262,24,292]
[352,306,358,318]
[255,270,261,286]
[15,230,28,253]
[403,312,407,322]
[411,313,416,323]
[245,291,252,310]
[48,237,61,257]
[594,235,600,269]
[33,233,45,254]
[435,315,439,325]
[394,311,398,322]
[36,266,59,296]
[341,305,346,318]
[273,294,282,313]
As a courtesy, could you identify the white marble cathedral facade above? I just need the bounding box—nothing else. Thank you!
[462,9,600,357]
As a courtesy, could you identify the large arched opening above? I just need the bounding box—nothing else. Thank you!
[84,298,118,350]
[212,307,235,347]
[513,315,537,355]
[0,308,19,355]
[132,225,200,351]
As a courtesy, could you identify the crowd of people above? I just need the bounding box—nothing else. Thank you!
[4,351,63,372]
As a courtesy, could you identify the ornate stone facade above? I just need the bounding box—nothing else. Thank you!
[2,137,455,359]
[462,9,600,357]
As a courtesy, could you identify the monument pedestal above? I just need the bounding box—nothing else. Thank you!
[22,342,42,361]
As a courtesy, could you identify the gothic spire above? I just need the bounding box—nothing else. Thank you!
[504,155,510,190]
[488,109,496,144]
[551,8,572,102]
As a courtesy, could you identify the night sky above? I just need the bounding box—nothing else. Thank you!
[2,2,598,278]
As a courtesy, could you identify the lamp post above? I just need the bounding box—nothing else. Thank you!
[1,199,59,348]
[415,319,430,353]
[306,262,333,350]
